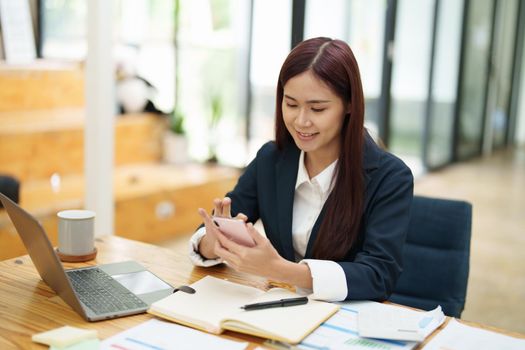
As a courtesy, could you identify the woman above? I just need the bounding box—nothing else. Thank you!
[189,37,413,302]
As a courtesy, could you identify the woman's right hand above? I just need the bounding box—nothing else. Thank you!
[197,197,247,259]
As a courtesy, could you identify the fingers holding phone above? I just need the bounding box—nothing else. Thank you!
[234,212,248,222]
[212,197,248,223]
[213,197,232,218]
[196,206,248,251]
[197,208,221,259]
[198,196,252,259]
[212,216,255,247]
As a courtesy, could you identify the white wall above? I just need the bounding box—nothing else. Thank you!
[85,0,115,236]
[516,44,525,145]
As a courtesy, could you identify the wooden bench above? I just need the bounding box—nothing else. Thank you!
[0,163,240,260]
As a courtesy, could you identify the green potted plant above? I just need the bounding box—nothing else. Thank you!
[207,93,223,163]
[163,109,189,164]
[169,109,185,135]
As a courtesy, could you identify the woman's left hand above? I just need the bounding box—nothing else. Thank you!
[199,209,285,279]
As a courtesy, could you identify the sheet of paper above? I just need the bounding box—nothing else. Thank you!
[357,301,445,341]
[100,319,248,350]
[50,339,99,350]
[32,326,98,348]
[422,319,525,350]
[291,302,419,350]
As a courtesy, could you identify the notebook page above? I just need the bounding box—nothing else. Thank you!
[221,288,340,344]
[149,276,264,333]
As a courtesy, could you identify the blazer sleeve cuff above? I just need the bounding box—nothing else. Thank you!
[188,227,223,267]
[299,259,348,301]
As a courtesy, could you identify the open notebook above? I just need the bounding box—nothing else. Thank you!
[148,276,339,344]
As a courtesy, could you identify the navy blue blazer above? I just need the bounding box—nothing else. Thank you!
[225,133,414,301]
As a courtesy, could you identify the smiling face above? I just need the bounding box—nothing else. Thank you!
[282,69,348,165]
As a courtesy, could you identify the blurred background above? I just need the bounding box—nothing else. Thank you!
[0,0,523,334]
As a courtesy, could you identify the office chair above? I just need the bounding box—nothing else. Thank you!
[0,175,20,209]
[389,195,472,318]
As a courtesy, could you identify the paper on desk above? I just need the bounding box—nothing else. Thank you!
[357,302,445,342]
[32,326,98,348]
[422,318,525,350]
[290,301,420,350]
[50,339,99,350]
[100,319,248,350]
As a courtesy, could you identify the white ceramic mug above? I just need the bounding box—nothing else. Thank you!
[57,210,96,256]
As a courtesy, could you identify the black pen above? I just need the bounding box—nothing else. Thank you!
[240,296,309,311]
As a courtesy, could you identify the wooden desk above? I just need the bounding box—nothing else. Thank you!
[0,236,523,349]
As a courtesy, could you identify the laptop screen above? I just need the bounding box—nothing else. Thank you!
[0,193,85,316]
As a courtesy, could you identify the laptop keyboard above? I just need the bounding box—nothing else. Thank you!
[67,268,148,315]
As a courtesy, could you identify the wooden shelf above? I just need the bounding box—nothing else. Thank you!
[0,109,165,181]
[0,60,85,112]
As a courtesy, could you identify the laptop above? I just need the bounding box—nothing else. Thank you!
[0,192,174,321]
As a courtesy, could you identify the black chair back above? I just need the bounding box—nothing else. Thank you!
[389,195,472,317]
[0,175,20,209]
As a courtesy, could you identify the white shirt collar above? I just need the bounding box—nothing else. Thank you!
[295,151,338,194]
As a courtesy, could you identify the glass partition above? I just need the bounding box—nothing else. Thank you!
[388,0,434,173]
[485,0,519,151]
[425,0,464,168]
[456,0,495,159]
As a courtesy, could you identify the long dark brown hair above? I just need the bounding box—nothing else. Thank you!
[275,37,365,260]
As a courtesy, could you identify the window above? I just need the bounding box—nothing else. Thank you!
[42,0,175,112]
[304,0,386,135]
[177,0,251,165]
[42,0,86,60]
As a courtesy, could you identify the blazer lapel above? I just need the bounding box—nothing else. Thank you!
[363,132,380,208]
[275,145,300,261]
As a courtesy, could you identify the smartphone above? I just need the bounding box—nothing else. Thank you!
[212,216,256,247]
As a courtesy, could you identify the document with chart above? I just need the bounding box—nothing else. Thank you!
[357,302,445,341]
[270,301,444,350]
